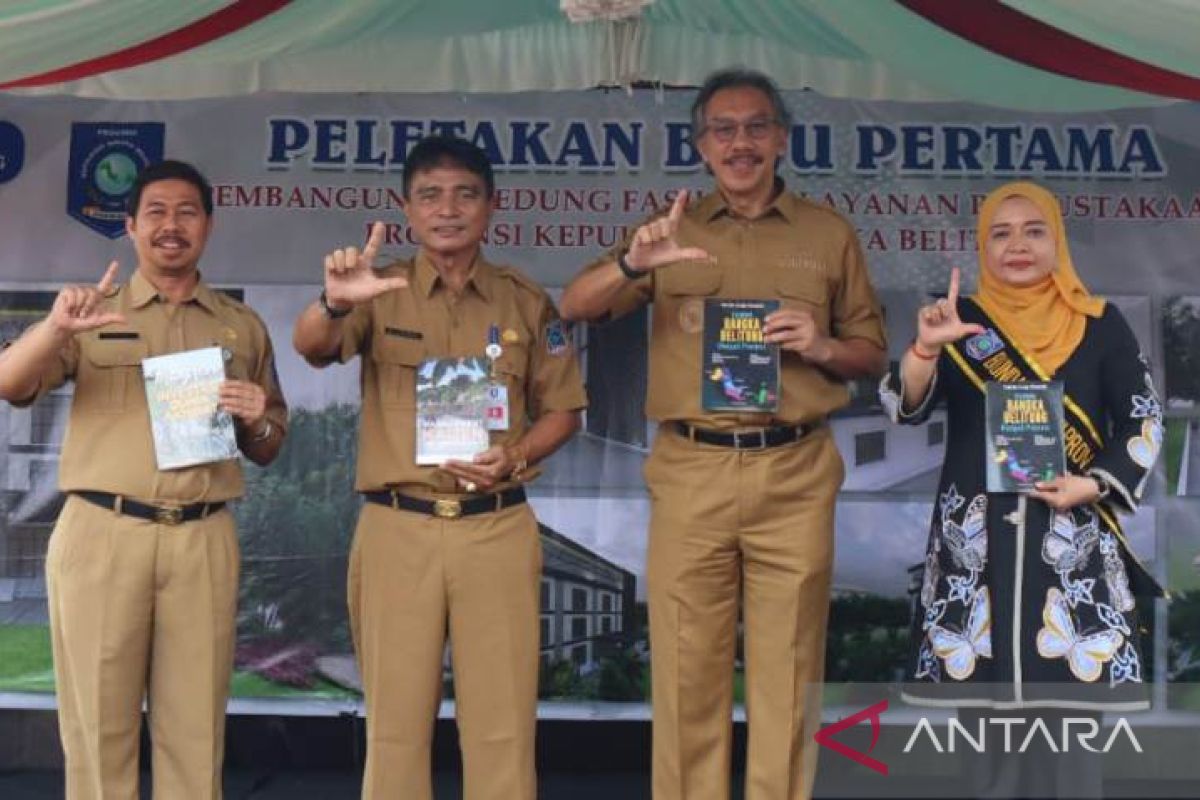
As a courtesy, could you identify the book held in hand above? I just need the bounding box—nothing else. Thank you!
[701,299,780,412]
[416,356,491,465]
[142,346,238,470]
[985,381,1066,493]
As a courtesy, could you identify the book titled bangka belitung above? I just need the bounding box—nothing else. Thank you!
[985,381,1066,493]
[142,346,237,470]
[701,299,780,412]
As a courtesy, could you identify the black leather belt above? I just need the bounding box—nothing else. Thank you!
[75,491,225,526]
[363,486,527,520]
[673,420,816,450]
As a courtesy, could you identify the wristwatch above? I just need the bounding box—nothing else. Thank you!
[508,445,529,482]
[319,289,352,319]
[250,420,274,443]
[617,250,648,280]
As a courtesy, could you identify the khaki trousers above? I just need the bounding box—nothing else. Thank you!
[45,494,239,800]
[348,500,542,800]
[645,426,843,800]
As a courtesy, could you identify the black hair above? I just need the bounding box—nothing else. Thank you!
[690,67,793,140]
[126,159,214,216]
[402,135,495,199]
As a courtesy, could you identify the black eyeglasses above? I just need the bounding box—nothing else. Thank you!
[700,117,781,143]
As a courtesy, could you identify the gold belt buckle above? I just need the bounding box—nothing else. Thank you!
[155,506,183,526]
[432,499,463,519]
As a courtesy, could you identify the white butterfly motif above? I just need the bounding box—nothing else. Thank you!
[1042,510,1099,574]
[1036,587,1124,683]
[943,494,987,573]
[928,587,992,681]
[1126,417,1163,470]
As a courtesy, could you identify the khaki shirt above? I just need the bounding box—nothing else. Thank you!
[339,252,587,495]
[18,270,288,503]
[585,186,885,429]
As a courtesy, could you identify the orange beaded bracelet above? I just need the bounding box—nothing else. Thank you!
[909,341,939,361]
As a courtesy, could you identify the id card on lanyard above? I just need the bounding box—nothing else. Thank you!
[485,323,510,431]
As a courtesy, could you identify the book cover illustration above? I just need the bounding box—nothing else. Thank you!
[142,346,237,471]
[416,356,491,465]
[701,299,780,412]
[985,381,1066,493]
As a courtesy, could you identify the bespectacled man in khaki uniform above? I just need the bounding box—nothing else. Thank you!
[293,135,586,800]
[561,69,887,800]
[0,160,288,799]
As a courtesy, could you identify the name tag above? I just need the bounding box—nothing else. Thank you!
[485,383,510,431]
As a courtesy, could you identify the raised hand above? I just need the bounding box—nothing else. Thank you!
[915,267,985,353]
[48,261,126,336]
[324,222,409,308]
[624,190,714,271]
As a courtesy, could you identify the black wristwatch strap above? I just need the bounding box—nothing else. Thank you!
[319,289,352,319]
[617,250,648,280]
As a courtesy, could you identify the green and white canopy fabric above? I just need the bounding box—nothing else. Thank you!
[1,0,1200,109]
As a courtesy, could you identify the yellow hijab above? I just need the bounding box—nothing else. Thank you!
[973,181,1105,375]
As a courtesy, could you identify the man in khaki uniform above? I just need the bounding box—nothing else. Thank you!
[293,135,585,800]
[561,69,887,800]
[0,160,288,799]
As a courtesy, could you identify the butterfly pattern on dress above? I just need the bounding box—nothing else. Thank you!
[1036,587,1124,683]
[1035,508,1141,684]
[1128,368,1163,494]
[943,494,987,574]
[918,485,991,682]
[1042,510,1099,575]
[928,587,992,681]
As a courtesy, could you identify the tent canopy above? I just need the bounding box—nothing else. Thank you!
[2,0,1200,110]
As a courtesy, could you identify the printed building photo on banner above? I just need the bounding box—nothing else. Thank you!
[1163,296,1200,496]
[1165,503,1200,712]
[526,496,969,703]
[0,290,61,646]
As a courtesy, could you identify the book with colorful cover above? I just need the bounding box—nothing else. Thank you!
[985,381,1066,492]
[142,346,237,470]
[415,356,491,465]
[701,299,780,412]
